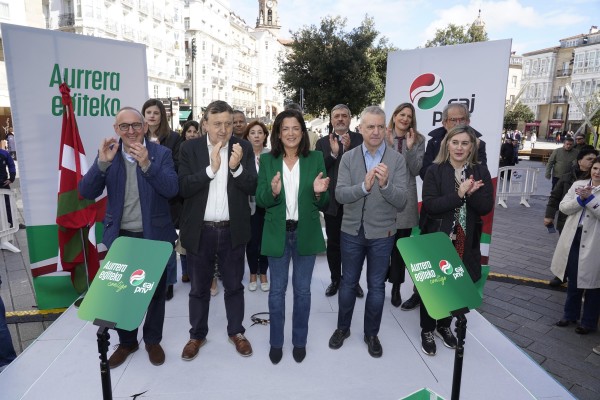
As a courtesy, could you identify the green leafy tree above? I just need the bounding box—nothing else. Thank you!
[503,102,534,130]
[278,15,396,116]
[425,23,488,47]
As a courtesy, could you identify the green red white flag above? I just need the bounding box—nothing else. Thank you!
[46,83,106,284]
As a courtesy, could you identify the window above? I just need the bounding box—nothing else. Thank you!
[166,87,171,97]
[153,85,159,98]
[511,75,517,87]
[532,60,539,75]
[0,2,9,19]
[540,59,547,74]
[184,17,189,30]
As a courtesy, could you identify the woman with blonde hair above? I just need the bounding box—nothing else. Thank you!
[385,103,425,307]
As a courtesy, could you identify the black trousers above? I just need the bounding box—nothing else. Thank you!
[388,228,412,284]
[324,208,343,282]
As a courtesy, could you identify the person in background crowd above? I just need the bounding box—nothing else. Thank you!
[552,156,600,335]
[0,274,17,373]
[573,133,587,152]
[545,147,598,287]
[418,125,493,356]
[328,106,407,359]
[0,145,16,228]
[6,128,16,161]
[79,107,178,368]
[546,137,577,190]
[178,100,256,361]
[315,104,364,299]
[530,131,537,149]
[142,99,183,301]
[384,103,425,308]
[232,111,247,140]
[243,121,271,292]
[256,109,329,364]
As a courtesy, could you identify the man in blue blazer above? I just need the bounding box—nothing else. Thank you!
[178,101,257,361]
[79,107,178,369]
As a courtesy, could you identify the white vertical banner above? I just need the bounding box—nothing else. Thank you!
[384,39,512,255]
[2,23,149,308]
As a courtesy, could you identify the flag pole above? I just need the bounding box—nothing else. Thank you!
[73,226,91,308]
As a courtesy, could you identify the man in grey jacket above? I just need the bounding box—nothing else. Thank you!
[328,106,407,358]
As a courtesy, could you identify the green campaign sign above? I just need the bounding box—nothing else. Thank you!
[78,237,173,331]
[401,388,446,400]
[397,232,482,320]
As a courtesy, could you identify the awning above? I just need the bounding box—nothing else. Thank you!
[548,121,564,127]
[525,122,541,126]
[179,110,191,120]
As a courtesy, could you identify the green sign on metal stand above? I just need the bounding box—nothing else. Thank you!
[78,237,173,331]
[396,232,481,320]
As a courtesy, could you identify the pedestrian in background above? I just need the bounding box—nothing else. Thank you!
[546,137,577,190]
[243,121,271,292]
[256,109,329,364]
[552,156,600,335]
[0,275,17,372]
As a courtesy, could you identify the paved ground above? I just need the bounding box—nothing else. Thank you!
[1,154,599,399]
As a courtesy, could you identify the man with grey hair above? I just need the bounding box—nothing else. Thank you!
[315,104,364,298]
[79,107,178,369]
[328,105,407,358]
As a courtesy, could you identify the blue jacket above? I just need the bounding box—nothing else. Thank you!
[0,149,16,186]
[78,140,178,249]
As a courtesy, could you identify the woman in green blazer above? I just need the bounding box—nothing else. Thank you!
[256,109,329,365]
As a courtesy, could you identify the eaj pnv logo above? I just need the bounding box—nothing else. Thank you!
[439,260,453,275]
[129,269,146,286]
[409,73,444,110]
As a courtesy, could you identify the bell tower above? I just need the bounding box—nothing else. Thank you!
[256,0,281,37]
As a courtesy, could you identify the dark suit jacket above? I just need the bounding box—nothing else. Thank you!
[256,151,329,257]
[78,140,178,249]
[315,131,363,215]
[178,135,257,252]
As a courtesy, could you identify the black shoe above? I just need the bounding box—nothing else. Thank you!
[436,327,457,349]
[575,326,593,335]
[356,283,364,298]
[391,283,401,307]
[548,276,565,287]
[325,280,339,297]
[166,285,174,301]
[363,335,382,358]
[328,328,350,349]
[18,223,26,229]
[269,347,283,364]
[556,319,575,327]
[292,346,306,363]
[401,293,421,311]
[421,331,436,356]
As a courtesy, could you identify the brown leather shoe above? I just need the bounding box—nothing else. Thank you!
[145,343,165,366]
[181,338,206,361]
[108,344,139,369]
[229,333,253,357]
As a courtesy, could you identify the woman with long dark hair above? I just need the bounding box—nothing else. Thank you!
[256,109,329,364]
[142,99,183,300]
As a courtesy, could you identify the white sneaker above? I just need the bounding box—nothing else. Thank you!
[260,282,270,292]
[248,281,258,291]
[593,345,600,356]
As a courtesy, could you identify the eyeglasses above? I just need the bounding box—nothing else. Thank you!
[447,117,468,124]
[118,123,144,132]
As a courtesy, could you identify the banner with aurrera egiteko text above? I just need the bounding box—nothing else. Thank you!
[2,24,149,309]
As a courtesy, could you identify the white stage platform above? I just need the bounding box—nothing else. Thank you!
[0,255,575,399]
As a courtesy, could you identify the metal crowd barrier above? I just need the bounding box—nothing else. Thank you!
[0,188,21,253]
[496,167,539,208]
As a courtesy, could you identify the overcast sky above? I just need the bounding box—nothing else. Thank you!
[229,0,600,54]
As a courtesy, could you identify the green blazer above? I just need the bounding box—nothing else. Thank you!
[256,151,329,257]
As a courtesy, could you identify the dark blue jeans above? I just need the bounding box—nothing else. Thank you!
[187,225,246,339]
[116,230,167,346]
[0,285,17,368]
[338,228,394,336]
[563,227,600,330]
[268,230,316,348]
